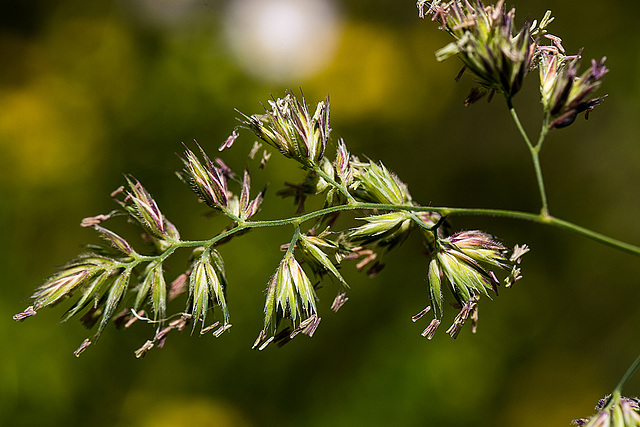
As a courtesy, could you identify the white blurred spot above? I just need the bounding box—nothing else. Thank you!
[224,0,341,83]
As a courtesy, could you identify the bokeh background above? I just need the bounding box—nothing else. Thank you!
[2,1,640,426]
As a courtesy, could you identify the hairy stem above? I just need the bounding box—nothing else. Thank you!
[145,203,640,264]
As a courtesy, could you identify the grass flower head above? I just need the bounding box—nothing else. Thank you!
[418,0,536,103]
[414,230,528,339]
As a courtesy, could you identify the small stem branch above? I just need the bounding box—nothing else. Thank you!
[535,117,550,151]
[509,106,550,216]
[508,104,535,151]
[285,225,301,258]
[410,212,433,232]
[614,352,640,394]
[314,164,357,204]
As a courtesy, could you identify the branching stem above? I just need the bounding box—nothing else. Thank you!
[508,100,640,396]
[134,202,640,267]
[508,104,550,216]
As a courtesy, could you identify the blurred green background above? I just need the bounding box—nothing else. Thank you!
[2,1,640,426]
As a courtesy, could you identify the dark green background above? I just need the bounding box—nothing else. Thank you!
[2,1,640,426]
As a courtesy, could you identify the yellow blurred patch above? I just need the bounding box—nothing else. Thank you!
[0,17,139,188]
[0,76,104,187]
[306,22,456,122]
[119,393,252,427]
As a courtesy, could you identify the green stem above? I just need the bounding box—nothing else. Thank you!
[418,206,640,257]
[531,153,549,217]
[410,212,434,232]
[314,164,357,205]
[153,203,640,259]
[509,105,550,217]
[285,225,301,258]
[614,352,640,394]
[508,103,534,151]
[535,117,550,152]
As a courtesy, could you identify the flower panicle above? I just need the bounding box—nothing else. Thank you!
[187,248,230,333]
[18,176,190,356]
[60,265,135,355]
[416,230,528,339]
[352,159,412,206]
[18,255,117,315]
[133,261,167,324]
[123,177,180,241]
[418,0,536,102]
[254,254,319,350]
[419,2,609,125]
[105,178,181,251]
[45,252,193,357]
[538,49,608,129]
[178,141,230,211]
[349,211,413,250]
[178,140,265,222]
[238,90,330,167]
